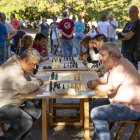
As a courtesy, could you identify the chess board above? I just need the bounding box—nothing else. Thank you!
[49,74,82,81]
[46,83,86,92]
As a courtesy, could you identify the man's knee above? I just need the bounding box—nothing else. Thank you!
[21,118,33,131]
[90,107,99,120]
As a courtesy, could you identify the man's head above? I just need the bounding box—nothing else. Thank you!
[100,42,122,69]
[19,48,41,73]
[53,16,57,22]
[35,32,47,47]
[0,12,6,22]
[82,36,92,49]
[62,11,67,18]
[10,13,15,19]
[129,5,139,21]
[108,13,114,21]
[92,34,107,50]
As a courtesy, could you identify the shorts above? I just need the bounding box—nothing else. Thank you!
[53,39,59,45]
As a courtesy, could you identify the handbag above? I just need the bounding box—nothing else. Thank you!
[128,41,140,61]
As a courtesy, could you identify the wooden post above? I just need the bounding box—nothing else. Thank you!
[84,98,89,140]
[42,99,47,140]
[49,99,53,126]
[80,99,84,126]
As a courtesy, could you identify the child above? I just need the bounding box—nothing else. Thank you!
[52,22,60,55]
[79,36,100,65]
[88,25,98,38]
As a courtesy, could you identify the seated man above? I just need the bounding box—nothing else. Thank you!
[33,32,49,61]
[0,48,43,140]
[11,25,26,53]
[88,42,140,140]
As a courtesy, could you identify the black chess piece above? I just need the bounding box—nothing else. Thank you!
[57,83,61,89]
[54,82,57,88]
[67,57,68,61]
[67,64,69,67]
[70,65,72,68]
[70,61,72,64]
[73,63,74,68]
[48,66,52,69]
[76,63,78,68]
[60,58,61,63]
[43,66,47,69]
[49,81,52,91]
[55,73,58,80]
[72,57,73,60]
[52,58,53,62]
[64,63,66,68]
[51,72,55,80]
[62,84,65,89]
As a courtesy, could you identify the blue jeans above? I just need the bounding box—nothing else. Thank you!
[74,32,85,55]
[110,38,115,42]
[123,54,138,70]
[90,99,140,140]
[0,43,7,66]
[62,39,74,57]
[0,102,41,140]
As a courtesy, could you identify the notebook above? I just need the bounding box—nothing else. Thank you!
[81,92,95,96]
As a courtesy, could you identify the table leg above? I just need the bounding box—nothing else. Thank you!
[84,98,89,140]
[42,99,47,140]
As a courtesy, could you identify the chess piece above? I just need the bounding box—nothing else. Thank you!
[78,71,80,80]
[43,66,47,69]
[55,73,58,80]
[64,63,66,68]
[74,73,76,80]
[56,61,59,68]
[62,84,65,89]
[67,84,69,89]
[54,82,57,88]
[49,81,52,91]
[67,64,69,67]
[73,63,74,68]
[60,58,61,63]
[57,83,61,89]
[80,81,83,91]
[75,81,78,90]
[52,58,53,62]
[71,83,74,89]
[76,62,78,68]
[54,62,56,68]
[70,65,72,68]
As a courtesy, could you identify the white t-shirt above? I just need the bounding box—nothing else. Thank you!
[97,21,109,37]
[107,19,118,38]
[52,26,59,40]
[5,22,15,36]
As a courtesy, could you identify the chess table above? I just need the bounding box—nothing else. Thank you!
[20,71,107,140]
[38,57,95,71]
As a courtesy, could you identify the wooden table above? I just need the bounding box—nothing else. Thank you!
[20,71,107,140]
[38,57,95,71]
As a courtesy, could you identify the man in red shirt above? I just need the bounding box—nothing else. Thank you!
[33,32,49,61]
[58,11,76,57]
[10,13,20,31]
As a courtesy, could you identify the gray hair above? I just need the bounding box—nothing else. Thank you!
[100,42,122,58]
[1,12,6,21]
[19,48,41,61]
[108,13,114,17]
[129,5,138,11]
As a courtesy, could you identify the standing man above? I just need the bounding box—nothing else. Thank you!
[11,25,26,53]
[58,11,76,57]
[119,5,140,70]
[10,13,20,31]
[107,13,118,42]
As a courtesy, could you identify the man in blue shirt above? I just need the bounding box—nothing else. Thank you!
[0,12,8,66]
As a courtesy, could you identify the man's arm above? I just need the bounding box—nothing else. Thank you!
[109,21,118,29]
[67,27,76,39]
[8,31,17,40]
[59,29,68,38]
[97,26,102,34]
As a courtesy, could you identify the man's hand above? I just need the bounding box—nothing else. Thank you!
[89,40,94,50]
[82,61,87,66]
[87,80,98,89]
[67,34,72,39]
[37,78,44,86]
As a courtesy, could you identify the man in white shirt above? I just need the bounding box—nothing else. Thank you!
[107,13,118,42]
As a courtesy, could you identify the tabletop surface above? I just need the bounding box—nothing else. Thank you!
[20,71,107,99]
[38,57,95,71]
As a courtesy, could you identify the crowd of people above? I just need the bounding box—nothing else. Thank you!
[0,4,140,140]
